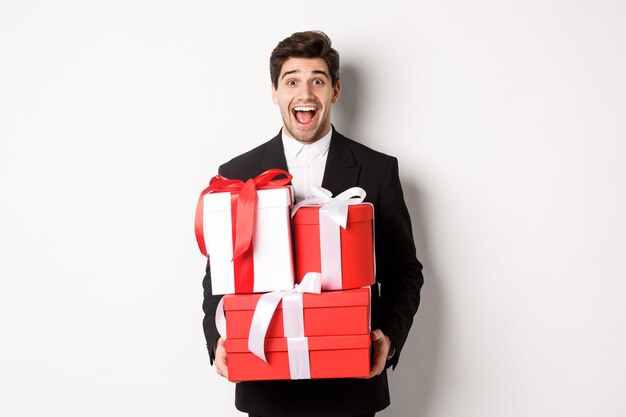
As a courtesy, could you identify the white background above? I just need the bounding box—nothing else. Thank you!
[1,1,625,416]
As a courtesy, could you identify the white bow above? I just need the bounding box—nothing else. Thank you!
[215,273,322,380]
[247,272,321,362]
[292,186,367,229]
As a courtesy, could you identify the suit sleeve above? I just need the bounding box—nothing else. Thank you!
[375,157,424,368]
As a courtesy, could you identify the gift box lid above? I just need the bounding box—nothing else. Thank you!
[204,187,292,212]
[225,334,370,353]
[292,203,373,224]
[223,287,371,311]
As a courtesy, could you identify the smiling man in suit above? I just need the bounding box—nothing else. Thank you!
[202,31,424,417]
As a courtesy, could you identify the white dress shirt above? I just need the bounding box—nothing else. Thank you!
[282,128,332,203]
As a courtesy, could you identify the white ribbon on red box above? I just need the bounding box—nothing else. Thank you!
[247,273,321,379]
[292,186,367,290]
[215,273,322,380]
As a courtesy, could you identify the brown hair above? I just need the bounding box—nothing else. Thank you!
[270,31,340,88]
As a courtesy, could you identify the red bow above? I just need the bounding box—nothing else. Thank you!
[195,169,292,260]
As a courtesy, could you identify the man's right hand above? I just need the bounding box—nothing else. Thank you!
[215,337,228,378]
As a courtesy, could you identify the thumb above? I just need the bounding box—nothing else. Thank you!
[371,330,381,341]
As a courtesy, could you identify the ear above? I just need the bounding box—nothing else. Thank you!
[331,80,341,103]
[272,83,278,104]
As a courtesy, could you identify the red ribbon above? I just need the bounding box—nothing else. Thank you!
[195,169,292,292]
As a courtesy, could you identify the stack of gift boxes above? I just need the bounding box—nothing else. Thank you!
[195,169,375,381]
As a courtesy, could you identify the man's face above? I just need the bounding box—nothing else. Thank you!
[272,57,341,144]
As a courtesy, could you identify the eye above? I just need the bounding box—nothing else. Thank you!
[313,79,324,85]
[286,80,297,86]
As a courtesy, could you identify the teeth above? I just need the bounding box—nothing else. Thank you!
[293,106,316,112]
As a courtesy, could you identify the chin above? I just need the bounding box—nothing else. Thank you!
[294,133,316,142]
[285,126,316,143]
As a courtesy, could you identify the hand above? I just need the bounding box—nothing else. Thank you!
[367,329,391,378]
[215,337,228,379]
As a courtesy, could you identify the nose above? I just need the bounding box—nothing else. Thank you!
[296,83,315,101]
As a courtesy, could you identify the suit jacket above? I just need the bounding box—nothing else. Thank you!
[202,128,424,417]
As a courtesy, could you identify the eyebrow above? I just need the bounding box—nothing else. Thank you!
[281,69,330,80]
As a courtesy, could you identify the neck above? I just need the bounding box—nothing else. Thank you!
[283,125,332,145]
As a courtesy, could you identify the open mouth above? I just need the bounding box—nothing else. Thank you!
[292,106,318,127]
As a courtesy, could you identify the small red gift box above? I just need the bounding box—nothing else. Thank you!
[292,204,375,290]
[222,287,371,381]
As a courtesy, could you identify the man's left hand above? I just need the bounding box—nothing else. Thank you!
[367,329,392,378]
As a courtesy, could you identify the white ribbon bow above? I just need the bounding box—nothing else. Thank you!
[292,186,367,290]
[215,273,322,380]
[248,273,321,379]
[292,186,367,228]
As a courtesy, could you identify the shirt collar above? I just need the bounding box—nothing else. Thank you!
[282,127,333,159]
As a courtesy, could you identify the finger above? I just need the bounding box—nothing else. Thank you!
[215,339,229,379]
[366,341,386,378]
[216,359,229,378]
[367,355,385,378]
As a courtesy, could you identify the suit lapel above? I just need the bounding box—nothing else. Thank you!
[322,129,361,195]
[259,131,289,173]
[259,128,361,193]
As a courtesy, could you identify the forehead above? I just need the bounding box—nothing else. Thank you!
[279,57,330,77]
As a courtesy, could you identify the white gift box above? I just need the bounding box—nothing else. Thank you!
[203,187,294,295]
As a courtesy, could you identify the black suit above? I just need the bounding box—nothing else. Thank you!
[202,128,424,417]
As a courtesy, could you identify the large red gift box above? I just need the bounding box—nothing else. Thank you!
[223,287,371,381]
[292,204,375,290]
[226,335,370,381]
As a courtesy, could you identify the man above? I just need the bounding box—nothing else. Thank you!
[202,31,424,417]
